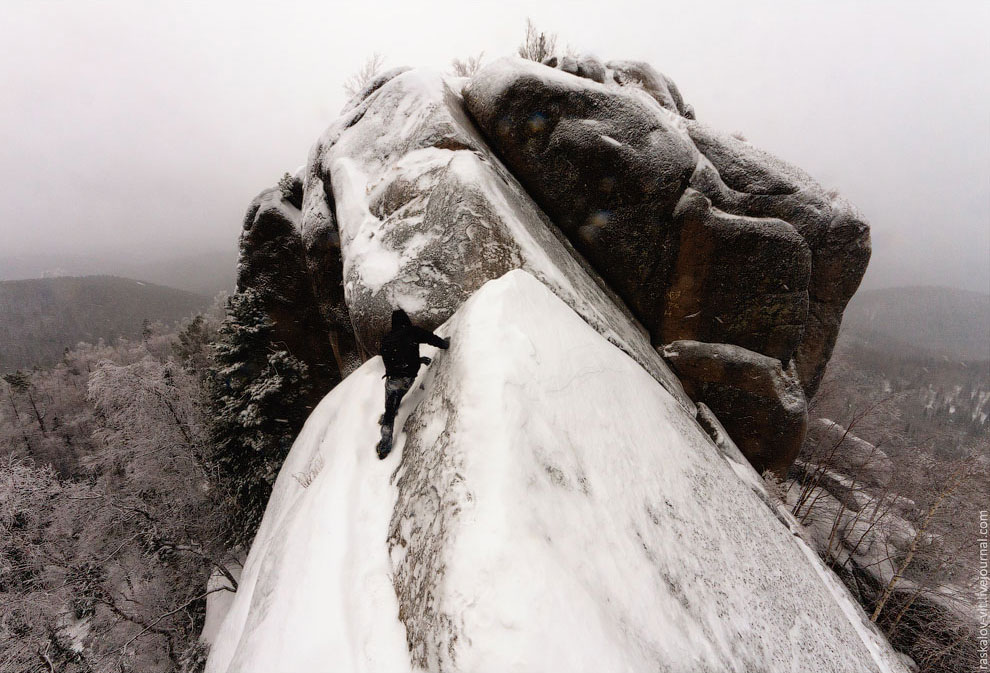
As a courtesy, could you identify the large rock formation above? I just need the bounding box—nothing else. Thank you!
[205,49,893,666]
[463,58,701,340]
[301,67,690,406]
[206,271,906,673]
[462,56,870,471]
[663,339,807,477]
[684,122,871,397]
[238,185,340,397]
[238,53,870,498]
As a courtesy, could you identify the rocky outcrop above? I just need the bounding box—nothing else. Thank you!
[304,67,691,406]
[605,60,695,119]
[545,54,607,84]
[462,56,870,473]
[663,339,807,477]
[463,57,868,385]
[786,421,975,673]
[249,55,867,482]
[463,58,700,341]
[685,123,871,396]
[206,54,899,671]
[804,417,895,486]
[296,161,363,375]
[665,189,810,362]
[789,420,912,577]
[541,57,695,119]
[238,185,340,397]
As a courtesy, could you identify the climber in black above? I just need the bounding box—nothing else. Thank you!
[376,308,450,459]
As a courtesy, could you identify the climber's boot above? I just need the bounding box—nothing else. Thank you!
[377,424,393,459]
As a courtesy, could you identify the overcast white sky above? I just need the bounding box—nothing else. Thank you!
[1,0,988,292]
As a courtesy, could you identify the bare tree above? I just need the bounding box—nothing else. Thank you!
[343,53,385,98]
[787,352,987,673]
[518,18,558,62]
[450,51,485,77]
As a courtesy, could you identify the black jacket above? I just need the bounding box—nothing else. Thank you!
[380,310,449,378]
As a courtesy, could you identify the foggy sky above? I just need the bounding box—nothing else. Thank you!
[2,0,988,292]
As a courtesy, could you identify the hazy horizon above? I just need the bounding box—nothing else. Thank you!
[2,0,988,293]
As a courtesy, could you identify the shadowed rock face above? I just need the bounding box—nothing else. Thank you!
[463,57,869,396]
[666,189,811,362]
[663,340,808,477]
[463,59,699,339]
[298,158,363,376]
[238,186,341,397]
[685,122,871,397]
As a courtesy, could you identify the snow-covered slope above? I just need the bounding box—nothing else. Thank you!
[206,270,906,673]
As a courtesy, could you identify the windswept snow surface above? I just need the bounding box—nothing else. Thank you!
[207,270,905,673]
[204,355,415,673]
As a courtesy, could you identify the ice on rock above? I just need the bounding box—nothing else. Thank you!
[206,270,906,673]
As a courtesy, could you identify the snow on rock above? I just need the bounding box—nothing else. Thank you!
[207,270,907,673]
[463,57,702,344]
[606,59,696,119]
[204,357,414,673]
[303,67,690,407]
[200,556,243,647]
[808,417,895,485]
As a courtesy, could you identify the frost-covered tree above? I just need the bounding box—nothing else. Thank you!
[209,289,314,543]
[343,52,385,98]
[450,52,485,77]
[1,332,230,672]
[174,311,223,378]
[207,180,341,543]
[518,18,558,62]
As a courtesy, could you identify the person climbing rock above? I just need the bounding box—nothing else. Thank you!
[376,308,450,459]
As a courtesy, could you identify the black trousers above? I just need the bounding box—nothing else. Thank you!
[381,376,414,433]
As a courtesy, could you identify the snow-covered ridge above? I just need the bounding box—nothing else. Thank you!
[305,67,691,408]
[207,271,906,673]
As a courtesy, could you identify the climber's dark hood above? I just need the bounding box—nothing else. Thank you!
[391,309,412,330]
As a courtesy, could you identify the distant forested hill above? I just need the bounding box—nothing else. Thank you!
[819,286,990,460]
[0,276,209,371]
[0,248,238,297]
[842,286,990,361]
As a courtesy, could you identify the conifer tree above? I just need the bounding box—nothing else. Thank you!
[209,289,314,543]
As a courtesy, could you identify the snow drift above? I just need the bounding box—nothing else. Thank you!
[206,270,905,673]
